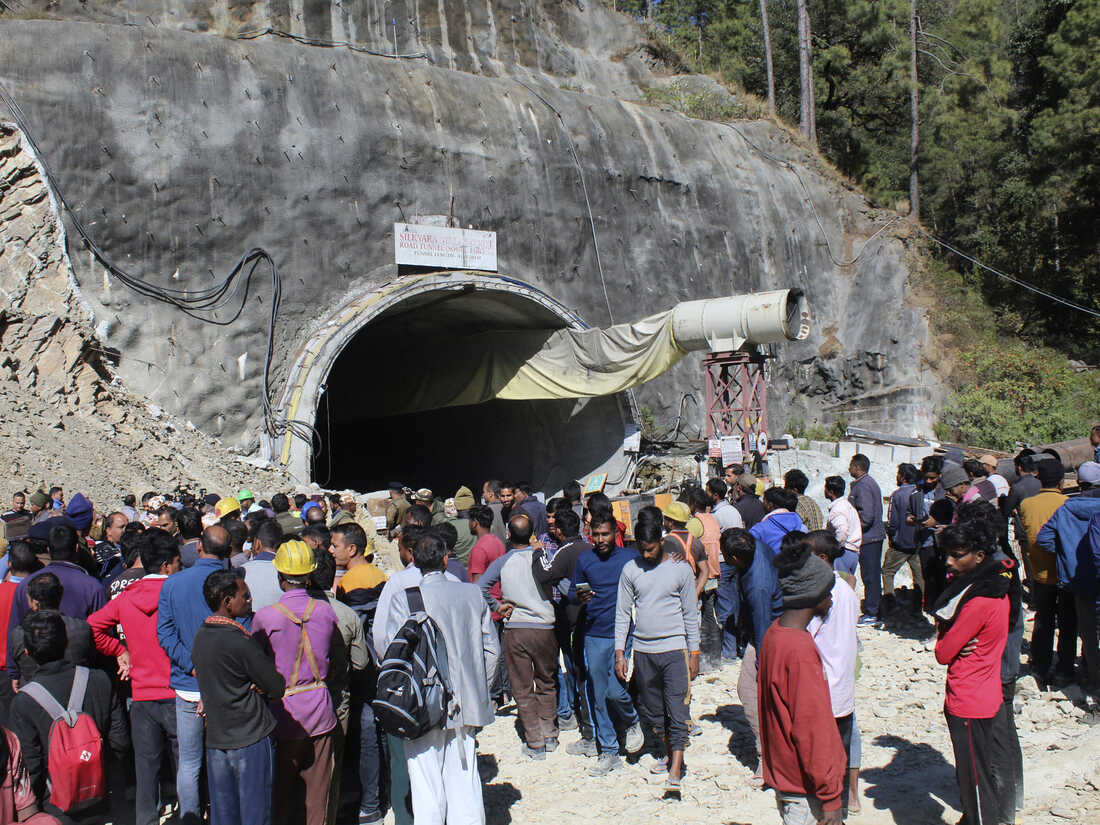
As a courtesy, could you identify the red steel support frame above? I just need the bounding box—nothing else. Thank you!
[703,349,769,442]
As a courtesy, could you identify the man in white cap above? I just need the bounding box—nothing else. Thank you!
[1076,461,1100,498]
[979,456,1010,499]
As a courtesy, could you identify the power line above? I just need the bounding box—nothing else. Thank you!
[922,231,1100,319]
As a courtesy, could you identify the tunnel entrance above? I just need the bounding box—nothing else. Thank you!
[308,277,631,495]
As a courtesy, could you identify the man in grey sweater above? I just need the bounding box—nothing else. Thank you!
[614,508,700,794]
[476,514,558,760]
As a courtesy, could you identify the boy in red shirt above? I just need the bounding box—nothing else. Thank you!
[932,521,1011,825]
[758,535,845,825]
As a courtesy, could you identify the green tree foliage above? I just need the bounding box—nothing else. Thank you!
[938,346,1100,449]
[631,0,1100,360]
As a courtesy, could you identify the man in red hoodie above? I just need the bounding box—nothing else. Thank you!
[933,520,1011,825]
[88,530,181,825]
[758,535,845,824]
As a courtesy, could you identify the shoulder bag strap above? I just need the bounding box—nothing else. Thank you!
[67,666,89,716]
[21,679,76,726]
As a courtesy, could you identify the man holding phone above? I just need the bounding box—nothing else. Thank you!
[569,511,644,775]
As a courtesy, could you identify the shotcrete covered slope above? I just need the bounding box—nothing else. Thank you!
[0,16,934,457]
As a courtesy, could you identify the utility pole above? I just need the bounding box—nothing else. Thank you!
[760,0,777,116]
[909,0,920,220]
[797,0,816,146]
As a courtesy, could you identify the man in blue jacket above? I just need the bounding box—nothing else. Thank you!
[721,527,782,788]
[1037,497,1100,693]
[156,525,233,825]
[749,488,805,557]
[849,454,886,626]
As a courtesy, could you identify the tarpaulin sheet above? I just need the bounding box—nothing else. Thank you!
[369,310,687,415]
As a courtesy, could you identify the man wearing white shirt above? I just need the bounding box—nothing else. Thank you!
[824,476,862,576]
[372,527,462,825]
[979,455,1011,499]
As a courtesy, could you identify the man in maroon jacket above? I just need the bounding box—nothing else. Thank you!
[88,530,181,825]
[758,535,845,825]
[933,520,1011,825]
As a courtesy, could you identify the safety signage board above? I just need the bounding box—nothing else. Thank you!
[394,223,498,271]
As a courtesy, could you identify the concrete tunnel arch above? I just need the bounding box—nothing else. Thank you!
[273,271,637,494]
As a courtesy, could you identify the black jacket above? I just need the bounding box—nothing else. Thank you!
[8,660,128,804]
[8,612,94,686]
[192,620,285,750]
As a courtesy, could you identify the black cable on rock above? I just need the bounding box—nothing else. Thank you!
[0,82,318,446]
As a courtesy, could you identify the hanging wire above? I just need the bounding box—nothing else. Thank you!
[0,81,320,445]
[922,231,1100,319]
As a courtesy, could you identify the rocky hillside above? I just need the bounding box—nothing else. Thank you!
[0,124,290,501]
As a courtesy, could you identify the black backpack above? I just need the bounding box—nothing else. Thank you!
[372,587,453,739]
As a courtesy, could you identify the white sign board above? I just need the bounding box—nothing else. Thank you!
[394,223,498,271]
[720,436,743,467]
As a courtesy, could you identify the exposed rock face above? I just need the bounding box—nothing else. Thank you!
[0,126,108,409]
[0,3,939,476]
[0,124,291,500]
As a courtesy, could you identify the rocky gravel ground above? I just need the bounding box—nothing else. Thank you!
[0,379,292,508]
[462,601,1100,825]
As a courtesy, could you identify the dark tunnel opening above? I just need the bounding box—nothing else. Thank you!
[313,286,630,495]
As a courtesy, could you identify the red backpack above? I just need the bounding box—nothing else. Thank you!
[20,666,106,812]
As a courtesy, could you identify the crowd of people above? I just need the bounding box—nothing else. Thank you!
[0,434,1094,825]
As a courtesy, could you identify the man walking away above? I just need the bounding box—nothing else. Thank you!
[1019,460,1073,686]
[883,463,923,615]
[758,537,845,825]
[615,511,699,794]
[932,521,1011,825]
[384,530,499,825]
[848,455,886,626]
[720,528,782,789]
[824,476,861,577]
[784,470,824,532]
[88,531,181,825]
[569,511,645,774]
[476,515,558,759]
[193,570,285,825]
[251,541,340,825]
[156,524,232,825]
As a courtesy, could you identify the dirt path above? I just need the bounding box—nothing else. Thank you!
[460,613,1100,825]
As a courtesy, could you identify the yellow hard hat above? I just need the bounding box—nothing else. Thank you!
[661,500,691,524]
[214,497,241,518]
[273,540,317,576]
[686,517,704,539]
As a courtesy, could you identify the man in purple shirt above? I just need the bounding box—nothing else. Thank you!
[252,540,339,825]
[9,522,106,652]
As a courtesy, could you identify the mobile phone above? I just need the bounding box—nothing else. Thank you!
[575,582,592,594]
